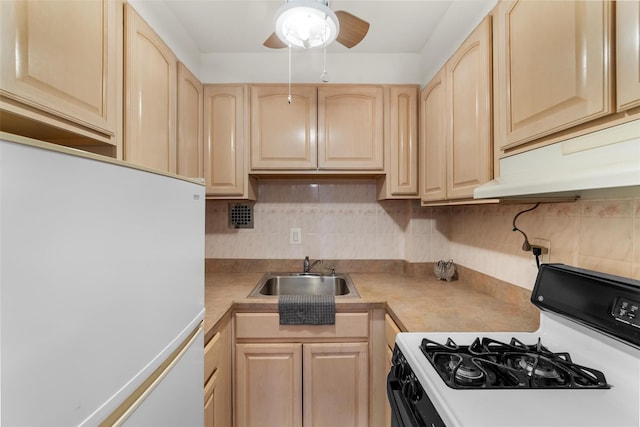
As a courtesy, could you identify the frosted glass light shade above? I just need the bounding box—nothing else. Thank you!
[274,1,339,49]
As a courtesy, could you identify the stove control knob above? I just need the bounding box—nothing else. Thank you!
[394,360,408,380]
[403,374,422,402]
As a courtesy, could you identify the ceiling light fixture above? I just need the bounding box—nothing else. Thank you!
[274,0,340,49]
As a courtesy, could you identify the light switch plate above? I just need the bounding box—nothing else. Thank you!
[290,228,301,245]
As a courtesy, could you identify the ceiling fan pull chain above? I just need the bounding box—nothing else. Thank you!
[321,19,329,83]
[288,45,292,104]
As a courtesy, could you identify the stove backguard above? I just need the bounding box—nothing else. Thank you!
[531,264,640,348]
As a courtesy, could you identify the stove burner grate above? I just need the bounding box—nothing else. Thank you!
[420,337,610,390]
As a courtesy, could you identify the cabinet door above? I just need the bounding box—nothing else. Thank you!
[318,86,384,170]
[124,5,177,173]
[235,343,303,427]
[177,63,203,179]
[204,370,218,427]
[204,85,249,196]
[385,86,419,197]
[250,85,317,170]
[0,0,118,137]
[495,0,612,150]
[446,16,492,200]
[419,70,447,202]
[303,342,369,427]
[617,0,640,112]
[204,317,232,427]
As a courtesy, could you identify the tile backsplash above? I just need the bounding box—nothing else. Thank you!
[205,180,640,289]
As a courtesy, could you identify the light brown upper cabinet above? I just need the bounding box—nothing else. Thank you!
[617,0,640,112]
[124,4,177,173]
[446,16,492,200]
[494,0,612,152]
[0,0,121,148]
[204,85,256,199]
[177,63,203,179]
[377,85,419,199]
[420,17,493,204]
[318,85,384,170]
[250,84,384,173]
[250,85,318,170]
[419,70,447,202]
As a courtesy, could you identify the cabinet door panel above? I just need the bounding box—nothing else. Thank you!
[235,343,302,427]
[177,63,203,179]
[419,70,447,202]
[318,86,384,170]
[250,85,317,170]
[204,370,217,427]
[496,0,612,150]
[387,86,418,196]
[204,85,247,196]
[204,316,232,427]
[446,17,492,199]
[0,0,117,135]
[303,342,369,427]
[617,0,640,112]
[124,5,177,173]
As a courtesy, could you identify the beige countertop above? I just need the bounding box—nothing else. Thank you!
[204,272,540,342]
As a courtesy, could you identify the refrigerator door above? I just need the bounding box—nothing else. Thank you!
[107,327,204,427]
[0,136,205,426]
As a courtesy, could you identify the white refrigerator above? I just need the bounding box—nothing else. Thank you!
[0,133,205,426]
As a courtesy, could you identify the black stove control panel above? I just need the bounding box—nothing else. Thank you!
[613,297,640,328]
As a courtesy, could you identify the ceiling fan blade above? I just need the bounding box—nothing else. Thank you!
[263,32,287,49]
[335,10,370,48]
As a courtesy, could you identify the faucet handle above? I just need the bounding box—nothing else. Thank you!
[324,265,336,275]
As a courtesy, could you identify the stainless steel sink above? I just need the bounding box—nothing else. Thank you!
[247,272,360,298]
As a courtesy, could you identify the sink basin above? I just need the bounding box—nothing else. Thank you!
[247,273,360,298]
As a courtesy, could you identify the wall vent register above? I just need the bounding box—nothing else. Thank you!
[229,203,254,229]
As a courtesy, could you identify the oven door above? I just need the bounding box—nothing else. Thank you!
[387,370,424,427]
[387,363,447,427]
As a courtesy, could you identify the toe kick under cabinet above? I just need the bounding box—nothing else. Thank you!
[234,311,370,427]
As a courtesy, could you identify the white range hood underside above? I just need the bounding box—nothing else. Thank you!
[474,120,640,200]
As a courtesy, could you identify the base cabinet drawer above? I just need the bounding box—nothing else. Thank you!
[235,312,369,340]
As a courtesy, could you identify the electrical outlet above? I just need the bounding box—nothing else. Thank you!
[531,238,551,265]
[290,228,302,245]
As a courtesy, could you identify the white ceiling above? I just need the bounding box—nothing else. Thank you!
[161,0,463,54]
[130,0,497,84]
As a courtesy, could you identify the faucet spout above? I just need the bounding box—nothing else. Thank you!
[303,256,323,273]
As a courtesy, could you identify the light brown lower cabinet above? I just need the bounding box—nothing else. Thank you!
[235,341,368,427]
[204,315,232,427]
[303,342,369,427]
[234,311,370,427]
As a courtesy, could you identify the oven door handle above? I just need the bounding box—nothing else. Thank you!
[387,371,424,427]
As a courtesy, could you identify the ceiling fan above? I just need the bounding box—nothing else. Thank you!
[263,0,370,49]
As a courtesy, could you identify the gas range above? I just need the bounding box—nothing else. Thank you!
[388,264,640,427]
[419,335,609,390]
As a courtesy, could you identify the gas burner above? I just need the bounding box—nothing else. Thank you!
[517,356,561,379]
[449,356,486,386]
[419,337,610,390]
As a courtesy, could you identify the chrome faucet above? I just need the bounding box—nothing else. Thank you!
[303,256,322,273]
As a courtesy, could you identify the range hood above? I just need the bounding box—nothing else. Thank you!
[474,120,640,200]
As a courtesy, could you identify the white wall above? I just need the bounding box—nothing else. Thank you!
[126,0,498,86]
[199,52,422,84]
[417,0,498,85]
